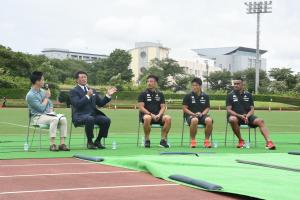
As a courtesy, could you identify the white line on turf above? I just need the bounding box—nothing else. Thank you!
[0,162,96,167]
[0,171,138,178]
[0,183,178,195]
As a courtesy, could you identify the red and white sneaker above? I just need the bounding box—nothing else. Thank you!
[204,140,212,148]
[190,139,197,148]
[266,141,276,150]
[237,140,245,148]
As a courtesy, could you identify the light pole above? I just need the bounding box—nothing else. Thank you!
[245,1,272,94]
[204,60,209,91]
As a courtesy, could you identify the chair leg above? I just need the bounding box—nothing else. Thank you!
[225,122,228,147]
[68,123,72,149]
[248,127,251,145]
[254,128,257,147]
[30,127,37,150]
[181,122,185,147]
[137,122,140,147]
[39,129,42,151]
[26,121,31,147]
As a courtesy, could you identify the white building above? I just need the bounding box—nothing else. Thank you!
[192,47,267,73]
[172,50,221,79]
[129,42,169,84]
[41,48,107,63]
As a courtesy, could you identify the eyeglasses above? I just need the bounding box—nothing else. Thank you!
[233,83,241,85]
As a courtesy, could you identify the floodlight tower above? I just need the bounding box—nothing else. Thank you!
[245,1,272,94]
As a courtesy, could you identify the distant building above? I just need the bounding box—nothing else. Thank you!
[175,50,221,80]
[41,48,107,63]
[192,46,267,72]
[129,42,169,84]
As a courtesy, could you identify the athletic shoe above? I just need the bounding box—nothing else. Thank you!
[266,141,276,150]
[237,140,245,148]
[159,139,170,148]
[58,144,70,151]
[190,139,197,148]
[204,140,212,148]
[49,144,59,151]
[87,142,97,149]
[144,140,151,148]
[94,141,106,149]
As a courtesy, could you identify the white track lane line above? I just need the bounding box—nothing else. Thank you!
[0,162,96,167]
[0,170,138,178]
[0,183,178,195]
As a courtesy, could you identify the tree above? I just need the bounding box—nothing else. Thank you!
[89,49,133,85]
[269,68,297,90]
[268,81,288,93]
[139,58,186,90]
[206,70,231,91]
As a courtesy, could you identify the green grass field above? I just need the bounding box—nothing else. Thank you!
[1,108,299,199]
[0,108,299,158]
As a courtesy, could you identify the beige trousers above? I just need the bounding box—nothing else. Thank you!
[33,114,67,138]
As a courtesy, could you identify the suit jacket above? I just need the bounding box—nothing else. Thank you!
[69,85,111,126]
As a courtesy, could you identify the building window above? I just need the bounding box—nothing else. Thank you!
[140,51,146,58]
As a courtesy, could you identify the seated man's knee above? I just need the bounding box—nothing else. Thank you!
[191,117,198,125]
[164,115,172,122]
[205,117,213,125]
[229,116,238,123]
[256,118,264,126]
[60,117,67,124]
[85,116,94,124]
[51,117,59,123]
[143,115,152,122]
[104,117,111,125]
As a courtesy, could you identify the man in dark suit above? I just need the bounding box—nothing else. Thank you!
[70,71,117,149]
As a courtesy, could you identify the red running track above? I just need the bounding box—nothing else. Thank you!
[0,158,241,200]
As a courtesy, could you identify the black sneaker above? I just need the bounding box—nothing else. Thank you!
[144,140,151,148]
[160,139,170,148]
[87,142,97,149]
[94,141,106,149]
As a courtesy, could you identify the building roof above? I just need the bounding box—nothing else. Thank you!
[192,46,267,57]
[128,42,170,51]
[42,48,107,57]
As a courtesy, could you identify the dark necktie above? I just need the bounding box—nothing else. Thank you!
[84,86,87,94]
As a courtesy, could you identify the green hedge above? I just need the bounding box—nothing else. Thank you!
[57,90,300,108]
[0,88,59,99]
[0,88,28,99]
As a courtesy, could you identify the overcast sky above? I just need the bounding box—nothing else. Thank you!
[0,0,299,72]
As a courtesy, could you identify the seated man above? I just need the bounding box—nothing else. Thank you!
[138,75,171,148]
[182,78,213,148]
[26,71,69,151]
[69,71,117,149]
[226,77,276,150]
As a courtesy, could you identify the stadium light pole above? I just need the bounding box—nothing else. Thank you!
[245,1,272,94]
[204,60,209,91]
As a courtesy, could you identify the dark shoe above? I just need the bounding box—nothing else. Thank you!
[49,144,58,151]
[144,140,151,148]
[94,141,106,149]
[159,139,170,148]
[58,144,70,151]
[87,142,97,149]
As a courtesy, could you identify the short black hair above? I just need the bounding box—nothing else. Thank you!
[30,71,43,84]
[235,77,244,82]
[191,77,202,86]
[74,71,88,79]
[147,75,159,82]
